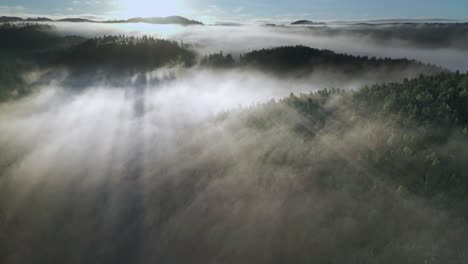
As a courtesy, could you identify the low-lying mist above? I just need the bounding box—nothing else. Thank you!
[0,66,371,128]
[42,22,468,71]
[1,66,468,263]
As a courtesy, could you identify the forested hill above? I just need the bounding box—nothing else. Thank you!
[355,72,468,126]
[0,24,194,68]
[241,46,435,72]
[0,23,444,74]
[240,72,468,204]
[56,36,197,68]
[0,23,85,51]
[201,46,444,76]
[0,23,451,101]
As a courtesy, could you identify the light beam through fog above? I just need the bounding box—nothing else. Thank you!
[0,69,466,263]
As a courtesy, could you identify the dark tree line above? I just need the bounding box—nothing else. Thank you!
[239,46,443,74]
[56,35,196,68]
[200,46,444,77]
[0,26,198,99]
[0,24,195,70]
[0,23,84,51]
[200,51,235,68]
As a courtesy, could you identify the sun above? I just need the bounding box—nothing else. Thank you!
[118,0,186,18]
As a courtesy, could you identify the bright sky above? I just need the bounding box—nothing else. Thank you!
[0,0,467,22]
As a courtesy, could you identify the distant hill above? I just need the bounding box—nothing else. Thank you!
[57,18,95,22]
[291,20,326,25]
[0,15,203,25]
[305,23,468,50]
[26,17,54,22]
[352,18,458,24]
[0,16,54,22]
[124,16,203,25]
[0,16,23,22]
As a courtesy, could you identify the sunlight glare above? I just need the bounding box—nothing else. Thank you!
[119,0,185,18]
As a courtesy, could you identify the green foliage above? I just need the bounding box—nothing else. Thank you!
[355,72,468,126]
[236,72,468,204]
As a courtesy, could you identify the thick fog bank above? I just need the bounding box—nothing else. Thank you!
[43,22,468,71]
[1,68,468,263]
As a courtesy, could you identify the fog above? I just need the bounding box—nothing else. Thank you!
[1,63,468,263]
[2,21,468,263]
[0,67,364,126]
[45,22,468,71]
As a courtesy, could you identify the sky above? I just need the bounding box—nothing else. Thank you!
[0,0,467,22]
